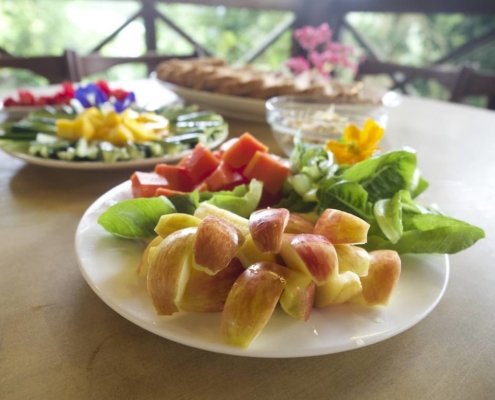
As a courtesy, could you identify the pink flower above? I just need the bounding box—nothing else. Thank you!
[294,23,332,51]
[308,51,332,76]
[285,56,310,74]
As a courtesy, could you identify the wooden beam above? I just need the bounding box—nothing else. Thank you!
[326,0,495,14]
[155,8,212,56]
[90,9,143,53]
[238,15,294,64]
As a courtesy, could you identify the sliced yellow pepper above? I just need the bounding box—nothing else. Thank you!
[55,107,169,147]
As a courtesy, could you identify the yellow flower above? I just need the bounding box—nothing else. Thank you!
[326,118,384,165]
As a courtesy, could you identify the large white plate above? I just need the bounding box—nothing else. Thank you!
[75,181,450,358]
[0,131,227,170]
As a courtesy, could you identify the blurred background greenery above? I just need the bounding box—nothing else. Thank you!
[1,0,494,105]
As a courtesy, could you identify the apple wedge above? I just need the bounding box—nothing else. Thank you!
[178,258,245,312]
[193,215,243,275]
[335,244,370,277]
[154,213,201,238]
[314,209,370,244]
[314,271,362,308]
[285,213,315,234]
[279,233,338,286]
[358,250,401,306]
[249,207,289,253]
[137,235,163,277]
[221,262,287,347]
[280,269,316,321]
[194,202,250,237]
[236,234,277,269]
[147,227,196,315]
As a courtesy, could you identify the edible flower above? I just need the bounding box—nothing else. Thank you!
[326,118,384,165]
[56,107,168,146]
[74,81,135,112]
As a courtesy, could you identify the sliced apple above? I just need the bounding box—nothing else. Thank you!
[285,213,314,234]
[221,262,287,347]
[147,227,196,315]
[154,213,201,238]
[236,234,277,269]
[280,269,315,321]
[335,244,370,277]
[194,202,249,237]
[314,209,370,244]
[314,271,362,308]
[178,258,244,312]
[193,215,243,275]
[279,233,338,286]
[137,235,163,277]
[359,250,401,306]
[249,208,289,253]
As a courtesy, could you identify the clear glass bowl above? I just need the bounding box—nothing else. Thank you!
[265,95,388,156]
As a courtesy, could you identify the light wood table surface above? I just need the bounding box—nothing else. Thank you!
[1,90,494,400]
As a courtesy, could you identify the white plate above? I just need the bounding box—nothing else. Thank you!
[75,181,450,358]
[159,80,267,122]
[0,130,227,170]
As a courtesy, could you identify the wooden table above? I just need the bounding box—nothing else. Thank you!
[1,92,494,399]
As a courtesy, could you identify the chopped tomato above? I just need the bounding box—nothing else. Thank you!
[154,164,195,192]
[131,171,169,198]
[204,162,246,191]
[183,144,220,183]
[243,151,290,194]
[221,132,268,169]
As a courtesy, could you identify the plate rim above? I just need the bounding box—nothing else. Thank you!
[74,181,450,358]
[0,129,228,170]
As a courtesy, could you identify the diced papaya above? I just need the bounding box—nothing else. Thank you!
[183,144,220,183]
[154,164,195,192]
[204,162,246,191]
[243,151,290,195]
[154,187,187,197]
[131,171,169,198]
[221,132,268,169]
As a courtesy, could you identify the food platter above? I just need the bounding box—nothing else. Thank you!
[0,131,227,170]
[75,180,450,358]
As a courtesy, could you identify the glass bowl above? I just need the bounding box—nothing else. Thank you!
[265,95,388,156]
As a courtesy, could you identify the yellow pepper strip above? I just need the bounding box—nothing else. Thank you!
[55,107,168,147]
[326,118,384,165]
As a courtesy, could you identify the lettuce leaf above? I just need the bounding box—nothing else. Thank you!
[205,179,263,218]
[98,196,176,239]
[366,214,485,254]
[288,148,484,254]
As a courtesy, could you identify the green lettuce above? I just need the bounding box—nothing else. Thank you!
[99,180,263,239]
[285,144,484,254]
[98,196,176,239]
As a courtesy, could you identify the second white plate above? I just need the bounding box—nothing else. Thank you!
[75,181,450,357]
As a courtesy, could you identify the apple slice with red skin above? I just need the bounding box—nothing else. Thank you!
[193,215,243,275]
[314,209,370,244]
[147,227,196,315]
[285,213,314,234]
[221,262,287,348]
[279,233,338,286]
[359,250,401,306]
[249,208,289,253]
[280,269,316,321]
[178,258,245,312]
